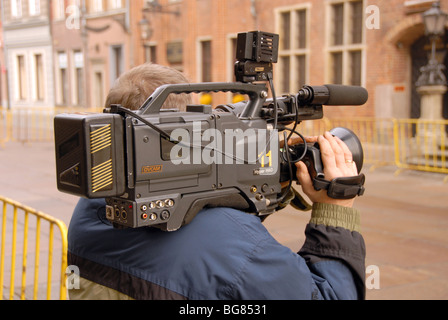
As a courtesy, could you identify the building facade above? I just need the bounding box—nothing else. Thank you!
[1,0,54,109]
[137,0,448,120]
[0,0,447,121]
[51,0,85,108]
[51,0,134,109]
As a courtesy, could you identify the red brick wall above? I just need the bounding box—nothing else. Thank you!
[134,0,447,119]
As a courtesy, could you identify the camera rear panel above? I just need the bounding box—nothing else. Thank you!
[54,113,125,199]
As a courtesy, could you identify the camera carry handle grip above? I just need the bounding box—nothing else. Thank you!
[138,82,268,119]
[313,174,366,200]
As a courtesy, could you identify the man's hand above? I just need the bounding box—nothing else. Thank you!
[280,135,317,190]
[295,132,358,208]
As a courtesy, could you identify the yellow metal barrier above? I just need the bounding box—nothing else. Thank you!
[327,117,397,170]
[393,118,448,175]
[2,107,448,177]
[0,108,11,147]
[0,196,68,300]
[297,117,396,170]
[0,107,103,145]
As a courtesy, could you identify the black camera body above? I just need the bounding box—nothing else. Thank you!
[54,31,368,231]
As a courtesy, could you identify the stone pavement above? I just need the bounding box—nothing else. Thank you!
[1,141,448,300]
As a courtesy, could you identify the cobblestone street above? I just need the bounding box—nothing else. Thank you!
[1,141,448,300]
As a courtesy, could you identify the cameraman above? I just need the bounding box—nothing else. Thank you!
[67,63,366,300]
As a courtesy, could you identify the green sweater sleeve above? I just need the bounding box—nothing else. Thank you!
[299,202,366,299]
[309,203,361,233]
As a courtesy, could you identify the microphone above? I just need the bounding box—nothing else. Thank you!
[297,84,368,106]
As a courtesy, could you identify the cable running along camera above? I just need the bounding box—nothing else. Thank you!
[54,31,368,231]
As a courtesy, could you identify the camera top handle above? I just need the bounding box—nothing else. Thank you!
[138,82,268,119]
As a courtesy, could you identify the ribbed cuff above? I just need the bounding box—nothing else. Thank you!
[310,203,361,233]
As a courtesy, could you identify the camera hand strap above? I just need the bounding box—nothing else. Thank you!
[313,174,366,200]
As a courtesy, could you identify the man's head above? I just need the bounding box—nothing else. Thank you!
[105,63,192,111]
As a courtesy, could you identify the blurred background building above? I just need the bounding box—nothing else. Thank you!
[0,0,447,121]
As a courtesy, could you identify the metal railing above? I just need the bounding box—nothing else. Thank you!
[0,196,68,300]
[393,118,448,175]
[0,109,447,300]
[298,117,397,170]
[0,107,102,145]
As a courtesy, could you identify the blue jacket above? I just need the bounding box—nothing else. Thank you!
[68,198,365,300]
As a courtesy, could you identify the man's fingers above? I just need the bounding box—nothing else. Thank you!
[324,132,346,169]
[285,135,318,146]
[280,135,317,148]
[334,136,352,160]
[318,134,337,172]
[295,161,313,193]
[334,136,358,175]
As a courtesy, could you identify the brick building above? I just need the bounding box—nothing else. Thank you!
[51,0,135,109]
[1,0,447,121]
[1,0,54,109]
[138,0,448,120]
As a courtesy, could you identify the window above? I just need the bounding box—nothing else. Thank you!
[144,44,157,63]
[277,6,309,94]
[108,0,123,10]
[75,68,84,105]
[11,0,22,18]
[167,41,183,65]
[332,3,344,46]
[94,71,104,108]
[74,50,84,105]
[350,50,362,86]
[328,0,364,86]
[58,52,68,105]
[35,54,45,100]
[29,0,40,16]
[230,37,237,81]
[229,35,245,102]
[110,45,123,82]
[331,52,343,84]
[17,55,27,100]
[350,0,363,44]
[54,0,65,20]
[90,0,104,13]
[200,40,212,82]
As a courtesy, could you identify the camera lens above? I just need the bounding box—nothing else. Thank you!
[329,127,364,173]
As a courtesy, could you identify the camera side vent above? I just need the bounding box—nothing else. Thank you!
[90,124,113,193]
[91,159,113,193]
[257,32,279,63]
[90,124,112,154]
[260,33,274,57]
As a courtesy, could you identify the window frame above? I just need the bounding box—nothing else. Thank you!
[197,37,212,83]
[326,0,366,87]
[275,4,311,95]
[11,0,23,18]
[29,0,41,16]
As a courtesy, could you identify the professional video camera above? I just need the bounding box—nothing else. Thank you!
[54,31,368,231]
